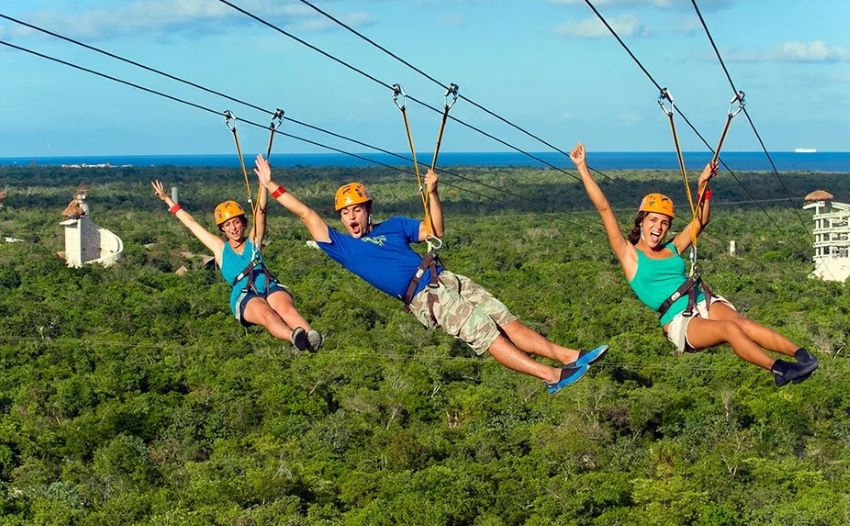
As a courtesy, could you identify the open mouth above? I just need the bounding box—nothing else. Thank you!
[649,229,662,243]
[349,221,361,236]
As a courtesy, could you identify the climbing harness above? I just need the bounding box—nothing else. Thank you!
[392,83,459,315]
[656,89,745,321]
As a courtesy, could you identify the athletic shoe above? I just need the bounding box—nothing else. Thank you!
[545,363,589,394]
[575,344,609,367]
[795,348,816,364]
[307,329,323,353]
[291,327,309,352]
[772,359,818,387]
[792,354,819,384]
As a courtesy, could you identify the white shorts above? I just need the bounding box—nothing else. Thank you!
[664,294,736,355]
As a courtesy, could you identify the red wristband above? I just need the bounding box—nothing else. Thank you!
[271,185,286,199]
[702,188,713,201]
[169,203,182,215]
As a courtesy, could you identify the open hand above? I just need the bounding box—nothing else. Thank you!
[253,154,272,186]
[151,180,168,201]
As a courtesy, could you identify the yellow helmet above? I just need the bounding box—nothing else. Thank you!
[334,182,372,211]
[639,193,675,219]
[214,200,246,226]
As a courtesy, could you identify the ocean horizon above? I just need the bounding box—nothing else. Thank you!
[1,151,848,172]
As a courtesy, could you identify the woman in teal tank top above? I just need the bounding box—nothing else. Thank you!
[150,155,320,352]
[570,143,816,387]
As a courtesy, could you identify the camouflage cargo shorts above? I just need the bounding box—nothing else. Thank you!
[408,270,517,355]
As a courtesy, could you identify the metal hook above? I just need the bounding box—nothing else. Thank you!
[270,108,285,131]
[657,88,674,117]
[392,83,406,111]
[444,83,459,110]
[224,110,237,132]
[728,90,745,118]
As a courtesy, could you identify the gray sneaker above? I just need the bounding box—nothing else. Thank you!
[307,329,323,353]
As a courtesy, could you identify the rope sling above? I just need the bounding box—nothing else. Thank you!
[656,89,745,320]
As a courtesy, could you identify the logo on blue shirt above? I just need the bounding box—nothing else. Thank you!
[361,235,387,247]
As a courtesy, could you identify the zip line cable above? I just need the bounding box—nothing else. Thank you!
[293,0,615,183]
[216,0,595,186]
[0,13,521,205]
[581,0,810,253]
[0,39,492,202]
[689,0,813,241]
[0,38,601,228]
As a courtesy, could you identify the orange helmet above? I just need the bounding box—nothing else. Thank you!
[638,193,675,219]
[334,182,372,211]
[214,200,246,226]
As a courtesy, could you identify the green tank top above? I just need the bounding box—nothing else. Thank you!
[628,243,705,326]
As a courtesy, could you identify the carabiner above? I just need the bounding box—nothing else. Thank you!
[224,110,238,132]
[728,90,745,118]
[426,235,444,252]
[657,88,674,117]
[270,108,285,131]
[392,83,407,111]
[444,83,459,110]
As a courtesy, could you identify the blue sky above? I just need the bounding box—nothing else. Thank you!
[1,0,847,157]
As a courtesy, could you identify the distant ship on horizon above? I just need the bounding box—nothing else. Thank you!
[794,147,817,153]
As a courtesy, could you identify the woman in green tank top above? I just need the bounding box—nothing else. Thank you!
[569,143,816,387]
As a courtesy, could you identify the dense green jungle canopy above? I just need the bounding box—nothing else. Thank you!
[0,163,848,525]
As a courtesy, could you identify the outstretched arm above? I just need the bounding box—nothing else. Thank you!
[253,155,331,243]
[249,155,269,247]
[151,180,224,260]
[570,144,636,277]
[672,161,716,254]
[419,168,445,242]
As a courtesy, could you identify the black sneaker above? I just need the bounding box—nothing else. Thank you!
[795,348,816,364]
[772,359,818,387]
[291,327,309,352]
[792,354,819,384]
[307,329,323,353]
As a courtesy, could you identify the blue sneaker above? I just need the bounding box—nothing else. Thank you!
[575,344,609,367]
[545,363,589,394]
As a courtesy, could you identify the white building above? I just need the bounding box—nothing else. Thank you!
[59,188,123,268]
[803,190,850,283]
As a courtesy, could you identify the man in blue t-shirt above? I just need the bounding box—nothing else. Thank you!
[254,155,607,394]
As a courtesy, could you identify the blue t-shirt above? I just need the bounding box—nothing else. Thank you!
[317,216,442,300]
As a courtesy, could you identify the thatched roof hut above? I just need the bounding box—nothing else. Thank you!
[804,190,833,203]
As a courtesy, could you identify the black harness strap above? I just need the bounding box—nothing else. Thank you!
[232,259,278,294]
[658,272,715,320]
[402,251,441,324]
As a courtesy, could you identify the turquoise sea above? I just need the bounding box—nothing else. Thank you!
[0,151,848,172]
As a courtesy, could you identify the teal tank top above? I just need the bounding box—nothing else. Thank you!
[220,240,273,315]
[628,243,705,326]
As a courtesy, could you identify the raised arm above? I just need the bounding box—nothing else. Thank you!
[419,168,445,242]
[151,180,225,260]
[672,161,716,254]
[249,157,269,247]
[570,144,637,277]
[253,155,331,243]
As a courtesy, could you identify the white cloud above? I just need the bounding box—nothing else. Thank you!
[614,110,641,125]
[6,0,373,41]
[439,14,466,27]
[555,14,649,39]
[728,40,850,63]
